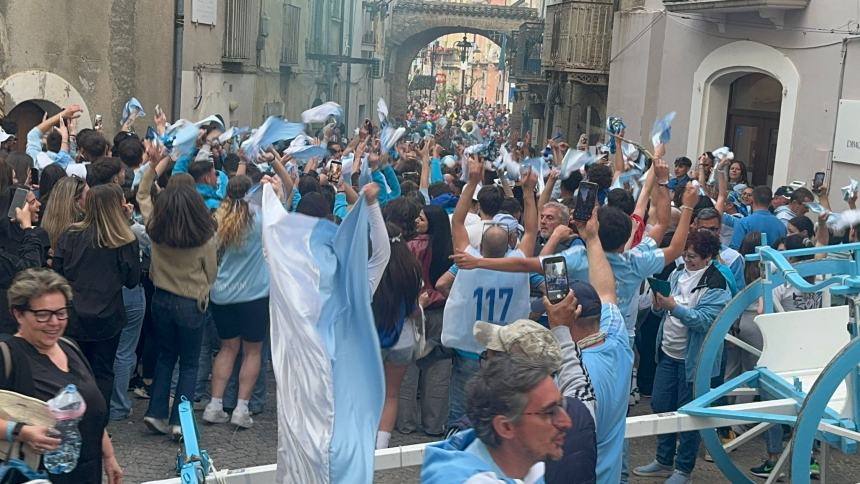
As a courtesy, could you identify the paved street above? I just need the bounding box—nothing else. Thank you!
[110,366,860,483]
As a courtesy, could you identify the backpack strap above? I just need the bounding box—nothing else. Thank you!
[0,340,10,381]
[58,337,93,375]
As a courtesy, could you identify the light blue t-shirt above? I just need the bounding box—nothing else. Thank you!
[555,236,665,336]
[582,303,633,484]
[210,207,270,305]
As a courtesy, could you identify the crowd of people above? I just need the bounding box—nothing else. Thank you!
[0,94,846,484]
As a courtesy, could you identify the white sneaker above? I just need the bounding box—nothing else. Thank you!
[143,416,170,435]
[202,403,230,424]
[171,425,182,441]
[231,408,254,429]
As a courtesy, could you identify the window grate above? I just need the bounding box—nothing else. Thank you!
[281,3,301,65]
[223,0,255,61]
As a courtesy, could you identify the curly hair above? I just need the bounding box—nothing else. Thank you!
[215,175,253,250]
[686,229,721,260]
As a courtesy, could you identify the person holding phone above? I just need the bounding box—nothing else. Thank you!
[633,230,731,483]
[0,188,48,335]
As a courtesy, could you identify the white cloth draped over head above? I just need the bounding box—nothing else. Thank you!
[262,185,383,484]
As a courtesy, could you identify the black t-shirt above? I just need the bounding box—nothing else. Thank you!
[53,227,140,341]
[0,336,107,483]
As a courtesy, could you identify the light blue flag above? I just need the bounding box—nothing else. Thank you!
[381,125,406,151]
[650,112,676,147]
[170,123,201,161]
[560,149,597,180]
[121,97,145,127]
[242,116,306,160]
[302,102,345,125]
[263,185,383,484]
[288,145,329,163]
[606,116,625,154]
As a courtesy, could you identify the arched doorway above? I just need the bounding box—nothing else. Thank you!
[686,41,799,186]
[5,100,61,153]
[725,73,782,187]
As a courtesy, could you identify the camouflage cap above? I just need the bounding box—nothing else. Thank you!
[473,319,562,369]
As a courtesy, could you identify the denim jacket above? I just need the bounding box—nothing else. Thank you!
[654,263,732,382]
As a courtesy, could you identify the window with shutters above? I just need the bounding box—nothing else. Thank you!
[281,3,301,65]
[222,0,256,61]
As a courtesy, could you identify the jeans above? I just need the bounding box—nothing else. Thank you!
[146,289,206,425]
[652,355,700,474]
[765,425,784,455]
[397,308,451,435]
[194,313,219,402]
[77,333,122,408]
[223,334,270,413]
[110,285,146,420]
[447,353,480,429]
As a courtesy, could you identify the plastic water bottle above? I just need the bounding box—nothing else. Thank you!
[43,384,87,474]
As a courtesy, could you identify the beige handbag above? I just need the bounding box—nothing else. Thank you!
[0,342,55,470]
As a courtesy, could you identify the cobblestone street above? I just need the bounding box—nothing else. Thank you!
[109,367,860,483]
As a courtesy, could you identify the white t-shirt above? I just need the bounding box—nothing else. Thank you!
[661,266,708,360]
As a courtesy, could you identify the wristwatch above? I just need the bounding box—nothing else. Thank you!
[11,422,24,441]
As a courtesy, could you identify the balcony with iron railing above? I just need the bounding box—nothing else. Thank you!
[663,0,810,13]
[542,1,613,75]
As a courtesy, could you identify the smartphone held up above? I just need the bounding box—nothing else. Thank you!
[574,181,598,222]
[542,256,569,305]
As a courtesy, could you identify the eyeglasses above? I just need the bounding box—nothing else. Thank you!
[19,306,70,323]
[682,252,702,261]
[522,402,568,425]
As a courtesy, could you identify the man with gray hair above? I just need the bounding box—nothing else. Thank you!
[474,319,597,484]
[422,355,572,483]
[535,201,576,256]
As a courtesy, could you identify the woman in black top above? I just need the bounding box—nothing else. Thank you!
[0,268,122,483]
[53,184,140,405]
[0,185,49,334]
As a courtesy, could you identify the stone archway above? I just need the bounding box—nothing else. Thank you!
[686,41,799,186]
[387,1,538,115]
[0,70,94,130]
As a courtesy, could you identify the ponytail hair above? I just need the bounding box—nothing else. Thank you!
[215,175,253,249]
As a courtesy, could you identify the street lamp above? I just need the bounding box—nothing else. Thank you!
[454,34,473,106]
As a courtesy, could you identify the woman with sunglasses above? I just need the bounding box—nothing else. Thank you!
[52,184,140,407]
[0,268,123,483]
[634,230,731,483]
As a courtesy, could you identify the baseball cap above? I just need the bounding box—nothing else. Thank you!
[473,319,561,368]
[570,280,602,318]
[490,213,524,234]
[0,127,12,144]
[775,186,794,200]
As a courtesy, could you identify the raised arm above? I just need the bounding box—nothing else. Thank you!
[577,206,616,304]
[662,183,699,262]
[634,163,656,220]
[612,133,626,183]
[518,169,539,256]
[647,158,671,243]
[452,155,483,252]
[538,169,559,212]
[715,160,728,216]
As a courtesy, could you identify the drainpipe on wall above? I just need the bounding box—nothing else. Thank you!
[171,0,184,121]
[344,0,356,127]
